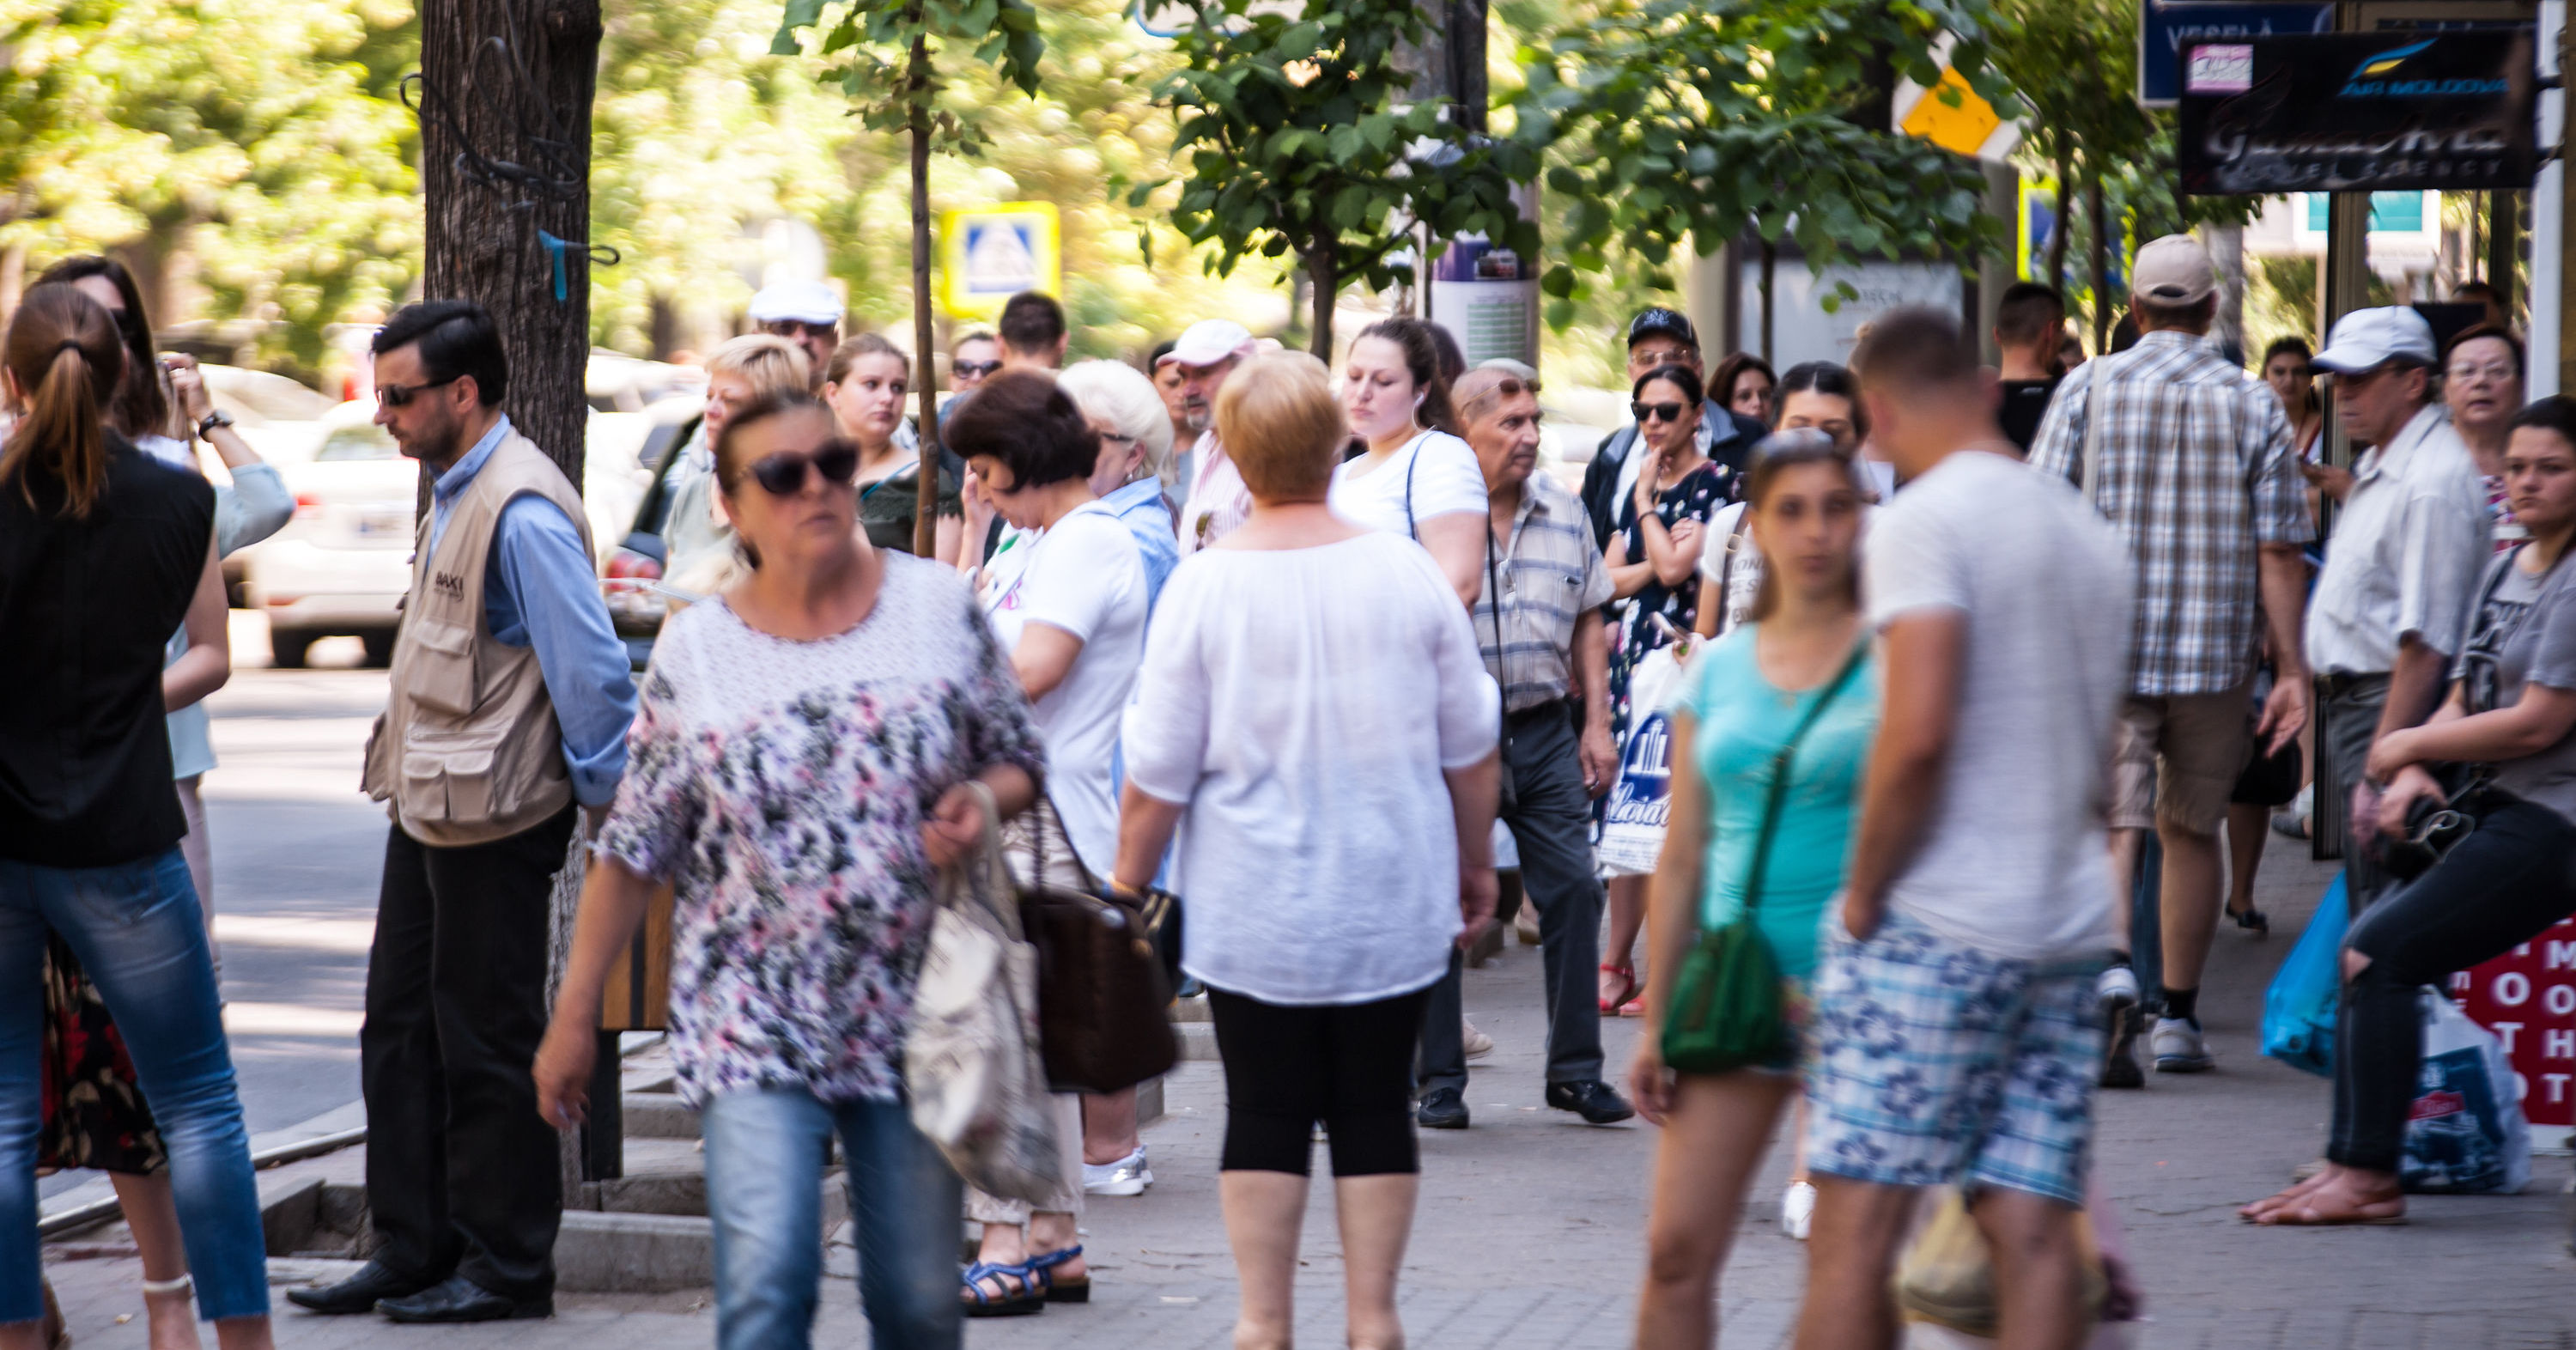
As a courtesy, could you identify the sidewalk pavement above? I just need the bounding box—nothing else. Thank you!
[37,834,2575,1347]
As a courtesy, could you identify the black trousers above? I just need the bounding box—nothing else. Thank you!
[361,806,574,1298]
[2330,794,2576,1172]
[1419,703,1606,1095]
[1209,985,1431,1177]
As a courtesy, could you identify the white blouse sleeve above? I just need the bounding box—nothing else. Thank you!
[1413,432,1492,520]
[1120,569,1212,805]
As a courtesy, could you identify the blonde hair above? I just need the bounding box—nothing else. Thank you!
[706,332,811,395]
[1214,351,1344,500]
[1058,359,1176,489]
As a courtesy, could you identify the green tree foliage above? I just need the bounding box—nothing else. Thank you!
[1137,0,1540,356]
[1513,0,2007,330]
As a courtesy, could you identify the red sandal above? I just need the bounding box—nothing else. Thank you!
[1599,964,1637,1015]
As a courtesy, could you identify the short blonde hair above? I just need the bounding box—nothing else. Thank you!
[706,332,810,395]
[1214,351,1343,500]
[1058,359,1176,487]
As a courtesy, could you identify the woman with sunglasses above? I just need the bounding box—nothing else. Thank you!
[1598,363,1727,1019]
[825,334,962,563]
[536,389,1042,1349]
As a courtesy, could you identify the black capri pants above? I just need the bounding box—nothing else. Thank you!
[1206,984,1433,1177]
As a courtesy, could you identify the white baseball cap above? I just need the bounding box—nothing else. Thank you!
[1157,319,1256,369]
[2129,234,2216,306]
[2312,307,2437,374]
[748,279,844,326]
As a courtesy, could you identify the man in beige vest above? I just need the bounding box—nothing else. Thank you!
[288,301,637,1324]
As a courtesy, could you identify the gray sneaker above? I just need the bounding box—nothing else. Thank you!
[2151,1016,2215,1073]
[1083,1146,1151,1196]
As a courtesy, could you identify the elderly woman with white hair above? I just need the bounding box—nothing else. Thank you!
[1058,358,1182,597]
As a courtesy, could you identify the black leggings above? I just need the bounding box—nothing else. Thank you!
[1207,984,1431,1177]
[2330,794,2576,1171]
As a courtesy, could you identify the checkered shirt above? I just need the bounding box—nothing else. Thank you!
[1473,471,1613,713]
[2029,331,2313,696]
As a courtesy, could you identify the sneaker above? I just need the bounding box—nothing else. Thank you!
[2151,1017,2215,1073]
[1462,1018,1495,1061]
[2099,965,2143,1089]
[1514,905,1544,946]
[1781,1181,1816,1241]
[1083,1146,1151,1196]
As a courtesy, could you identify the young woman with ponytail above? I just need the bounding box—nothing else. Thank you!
[0,283,276,1350]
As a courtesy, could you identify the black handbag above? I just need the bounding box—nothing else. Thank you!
[1012,798,1180,1094]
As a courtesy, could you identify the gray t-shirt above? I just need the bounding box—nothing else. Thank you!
[1863,450,2136,961]
[2455,549,2576,823]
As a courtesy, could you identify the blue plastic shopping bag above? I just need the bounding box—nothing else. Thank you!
[2261,873,2347,1077]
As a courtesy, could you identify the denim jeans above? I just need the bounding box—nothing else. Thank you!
[701,1087,963,1350]
[0,849,265,1323]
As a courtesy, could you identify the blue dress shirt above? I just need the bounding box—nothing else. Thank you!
[428,416,638,808]
[1100,477,1179,610]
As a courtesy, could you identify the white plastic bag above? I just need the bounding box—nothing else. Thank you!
[2400,988,2532,1195]
[1598,636,1695,876]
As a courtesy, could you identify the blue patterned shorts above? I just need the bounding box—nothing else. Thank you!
[1803,909,2105,1206]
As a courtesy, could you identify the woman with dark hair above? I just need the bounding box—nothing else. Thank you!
[27,257,291,1350]
[536,389,1042,1347]
[2262,336,2324,464]
[2245,396,2576,1226]
[0,283,276,1349]
[1710,351,1777,429]
[1333,317,1486,606]
[946,368,1157,1314]
[823,333,962,562]
[1629,435,1874,1343]
[1698,367,1870,642]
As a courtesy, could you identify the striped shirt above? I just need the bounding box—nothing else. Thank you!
[2030,331,2313,697]
[1473,471,1614,713]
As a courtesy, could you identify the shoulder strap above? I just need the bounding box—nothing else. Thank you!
[1714,508,1753,636]
[2079,356,2105,508]
[1403,432,1423,540]
[1484,520,1510,745]
[1739,640,1870,912]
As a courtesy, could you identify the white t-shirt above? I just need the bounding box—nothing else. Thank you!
[1329,429,1485,538]
[982,502,1149,877]
[1122,532,1501,1005]
[1863,450,2134,962]
[1696,501,1762,639]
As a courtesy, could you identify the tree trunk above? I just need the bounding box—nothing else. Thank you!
[2047,139,2072,295]
[420,0,601,488]
[1307,246,1337,360]
[908,29,939,560]
[2086,171,2109,356]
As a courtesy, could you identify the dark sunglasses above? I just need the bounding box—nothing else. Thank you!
[745,442,860,496]
[952,360,1002,379]
[379,376,461,408]
[1631,400,1692,424]
[760,319,838,342]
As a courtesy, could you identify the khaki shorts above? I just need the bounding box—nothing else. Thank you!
[2110,680,2255,836]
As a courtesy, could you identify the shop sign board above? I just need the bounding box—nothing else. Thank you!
[2177,29,2538,196]
[2451,916,2576,1132]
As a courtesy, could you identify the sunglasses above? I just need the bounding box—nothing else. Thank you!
[379,376,461,408]
[760,319,838,342]
[1631,400,1692,424]
[744,442,860,496]
[952,360,1002,380]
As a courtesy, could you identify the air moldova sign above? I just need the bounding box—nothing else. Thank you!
[2177,29,2537,196]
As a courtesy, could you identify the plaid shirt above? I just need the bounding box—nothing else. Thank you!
[1473,471,1613,713]
[2030,331,2313,696]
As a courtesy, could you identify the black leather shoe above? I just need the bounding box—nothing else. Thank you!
[1546,1079,1636,1124]
[376,1274,552,1324]
[1416,1086,1469,1129]
[284,1262,436,1317]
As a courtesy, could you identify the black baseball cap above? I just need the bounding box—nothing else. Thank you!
[1627,307,1698,350]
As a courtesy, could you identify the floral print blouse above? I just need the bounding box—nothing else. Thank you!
[595,553,1044,1108]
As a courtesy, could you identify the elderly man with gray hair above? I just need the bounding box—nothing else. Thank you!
[1158,319,1261,552]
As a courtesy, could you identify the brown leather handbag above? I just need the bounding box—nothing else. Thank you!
[1010,799,1179,1094]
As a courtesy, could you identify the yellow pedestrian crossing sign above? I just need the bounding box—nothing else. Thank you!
[939,203,1062,320]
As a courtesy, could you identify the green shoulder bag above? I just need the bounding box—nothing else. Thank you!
[1660,641,1868,1075]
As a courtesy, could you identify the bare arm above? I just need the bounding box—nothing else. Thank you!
[1415,513,1485,609]
[1443,750,1501,948]
[933,513,963,567]
[2372,682,2576,778]
[1574,609,1616,796]
[1111,781,1186,894]
[533,855,660,1128]
[1011,623,1085,702]
[1693,575,1722,638]
[1627,709,1706,1124]
[1630,509,1701,587]
[1838,612,1965,938]
[162,535,229,713]
[2254,542,2310,753]
[2373,636,2451,744]
[1604,534,1658,600]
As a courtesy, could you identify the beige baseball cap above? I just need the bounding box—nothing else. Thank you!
[2129,234,2216,306]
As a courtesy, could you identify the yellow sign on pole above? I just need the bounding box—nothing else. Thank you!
[938,202,1062,320]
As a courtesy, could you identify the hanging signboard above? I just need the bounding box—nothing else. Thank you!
[2136,0,2334,109]
[2176,29,2538,196]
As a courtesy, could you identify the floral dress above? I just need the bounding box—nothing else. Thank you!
[593,553,1044,1109]
[1607,461,1728,746]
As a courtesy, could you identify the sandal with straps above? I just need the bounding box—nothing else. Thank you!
[1599,964,1638,1016]
[1028,1244,1088,1304]
[959,1261,1047,1318]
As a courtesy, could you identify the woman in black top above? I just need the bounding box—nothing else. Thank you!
[0,284,275,1347]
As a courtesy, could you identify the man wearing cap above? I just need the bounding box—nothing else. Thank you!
[1576,307,1767,553]
[1159,319,1261,554]
[2032,234,2314,1082]
[2304,305,2491,917]
[748,279,842,391]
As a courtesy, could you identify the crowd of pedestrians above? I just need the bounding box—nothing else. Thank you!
[3,226,2573,1350]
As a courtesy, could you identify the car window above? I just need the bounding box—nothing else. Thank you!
[315,423,400,461]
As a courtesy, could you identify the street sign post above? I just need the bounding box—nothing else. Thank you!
[2138,0,2335,108]
[2176,28,2539,195]
[936,202,1063,320]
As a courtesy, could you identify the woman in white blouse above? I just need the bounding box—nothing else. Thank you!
[1115,351,1500,1350]
[1332,318,1486,607]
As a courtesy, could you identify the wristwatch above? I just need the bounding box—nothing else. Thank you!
[196,408,234,438]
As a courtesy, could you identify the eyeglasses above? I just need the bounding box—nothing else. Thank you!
[1098,430,1140,449]
[952,360,1002,380]
[1631,400,1692,424]
[378,376,461,408]
[759,319,839,342]
[744,442,860,496]
[2447,362,2518,384]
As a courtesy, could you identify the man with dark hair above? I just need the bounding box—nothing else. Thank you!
[2029,234,2313,1084]
[289,299,636,1325]
[1799,306,2133,1350]
[1992,281,2066,453]
[998,290,1069,370]
[1577,307,1765,551]
[2451,279,2511,332]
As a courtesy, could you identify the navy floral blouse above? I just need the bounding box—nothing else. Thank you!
[595,554,1044,1108]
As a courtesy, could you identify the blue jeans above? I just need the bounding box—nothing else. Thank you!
[0,850,264,1322]
[701,1087,963,1350]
